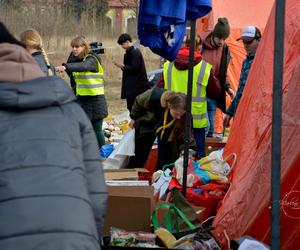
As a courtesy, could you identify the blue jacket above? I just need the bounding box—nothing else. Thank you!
[226,51,256,117]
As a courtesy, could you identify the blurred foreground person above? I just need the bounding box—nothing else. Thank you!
[20,28,56,76]
[56,36,108,147]
[130,88,194,169]
[0,23,107,250]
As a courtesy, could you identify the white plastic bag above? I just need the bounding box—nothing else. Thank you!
[103,128,135,169]
[199,149,237,177]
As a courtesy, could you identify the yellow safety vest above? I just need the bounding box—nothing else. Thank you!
[73,54,104,96]
[163,60,212,128]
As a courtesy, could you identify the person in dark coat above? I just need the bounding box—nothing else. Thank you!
[56,36,108,147]
[0,23,107,250]
[224,26,262,127]
[114,33,151,112]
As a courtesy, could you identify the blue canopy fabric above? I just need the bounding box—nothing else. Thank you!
[138,0,212,61]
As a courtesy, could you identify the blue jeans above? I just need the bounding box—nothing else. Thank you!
[193,128,206,159]
[206,98,217,137]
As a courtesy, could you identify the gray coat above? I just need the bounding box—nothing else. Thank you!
[0,76,107,250]
[32,51,56,76]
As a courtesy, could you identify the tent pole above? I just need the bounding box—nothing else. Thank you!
[182,19,196,197]
[271,0,285,249]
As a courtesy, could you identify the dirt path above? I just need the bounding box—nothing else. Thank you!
[105,80,127,117]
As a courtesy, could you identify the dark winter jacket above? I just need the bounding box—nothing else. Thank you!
[65,52,82,92]
[121,46,151,99]
[130,88,194,162]
[64,52,108,120]
[226,51,256,117]
[0,43,107,250]
[32,51,56,76]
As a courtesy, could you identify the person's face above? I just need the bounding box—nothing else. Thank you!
[242,38,260,55]
[212,36,226,47]
[121,40,131,50]
[72,45,85,57]
[169,106,186,120]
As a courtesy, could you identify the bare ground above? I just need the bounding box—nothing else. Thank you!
[105,80,128,116]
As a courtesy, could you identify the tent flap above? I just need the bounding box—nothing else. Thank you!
[212,1,300,249]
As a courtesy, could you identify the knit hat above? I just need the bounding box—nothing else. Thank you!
[0,22,25,48]
[212,17,230,39]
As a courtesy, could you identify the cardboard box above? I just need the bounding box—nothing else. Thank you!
[205,137,226,153]
[103,185,154,236]
[104,168,149,180]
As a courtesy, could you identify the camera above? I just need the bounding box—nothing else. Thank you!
[89,42,105,54]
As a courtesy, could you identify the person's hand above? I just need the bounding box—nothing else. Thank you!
[227,88,235,100]
[55,65,66,73]
[113,61,124,69]
[129,119,135,129]
[223,114,232,128]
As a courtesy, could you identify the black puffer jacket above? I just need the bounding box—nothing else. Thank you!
[64,52,108,121]
[0,44,107,249]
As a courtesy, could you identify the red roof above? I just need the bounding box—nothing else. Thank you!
[108,0,137,8]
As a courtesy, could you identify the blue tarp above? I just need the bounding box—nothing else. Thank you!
[138,0,212,61]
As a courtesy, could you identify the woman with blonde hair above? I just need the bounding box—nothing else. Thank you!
[55,36,108,148]
[20,29,55,76]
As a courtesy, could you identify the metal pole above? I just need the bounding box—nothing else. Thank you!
[182,19,196,196]
[271,0,285,249]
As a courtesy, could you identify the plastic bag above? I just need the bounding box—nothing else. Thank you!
[174,151,237,187]
[198,151,237,177]
[103,128,135,169]
[100,144,114,158]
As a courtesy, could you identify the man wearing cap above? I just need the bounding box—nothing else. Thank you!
[200,17,234,137]
[224,26,262,127]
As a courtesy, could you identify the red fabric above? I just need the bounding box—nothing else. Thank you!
[211,1,300,249]
[139,147,158,181]
[173,46,202,70]
[169,177,229,205]
[168,178,227,219]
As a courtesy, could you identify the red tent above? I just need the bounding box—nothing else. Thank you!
[197,0,274,134]
[212,1,300,249]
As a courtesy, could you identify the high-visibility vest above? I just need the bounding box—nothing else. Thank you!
[163,60,212,128]
[73,54,104,96]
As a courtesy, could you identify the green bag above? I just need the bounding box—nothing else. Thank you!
[151,202,196,234]
[152,188,206,236]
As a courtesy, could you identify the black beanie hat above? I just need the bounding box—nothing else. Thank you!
[212,17,230,39]
[0,22,26,48]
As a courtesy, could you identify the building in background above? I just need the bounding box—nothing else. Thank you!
[107,0,138,37]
